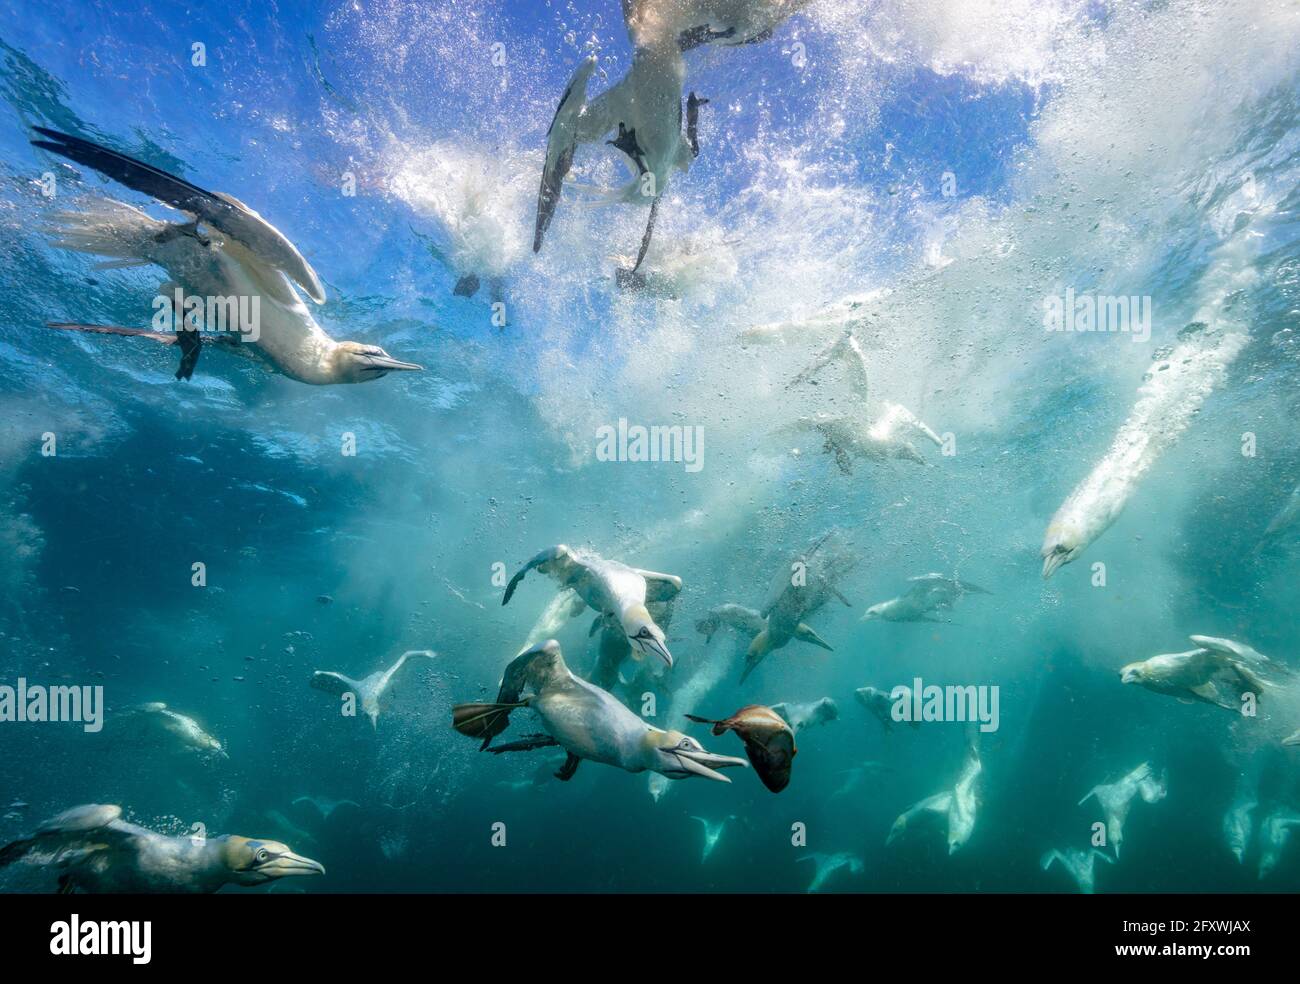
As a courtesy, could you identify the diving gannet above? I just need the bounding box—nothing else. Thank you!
[1040,847,1113,894]
[502,545,681,668]
[772,697,839,734]
[309,650,436,729]
[1260,482,1300,546]
[115,702,226,759]
[290,796,361,824]
[734,530,854,683]
[625,0,816,51]
[690,814,737,861]
[1041,322,1248,578]
[861,574,990,623]
[887,742,981,855]
[1224,791,1257,865]
[1077,762,1166,859]
[685,704,797,792]
[1119,635,1280,712]
[0,804,324,893]
[738,293,885,347]
[855,685,918,732]
[31,127,422,383]
[589,582,681,692]
[694,602,832,680]
[797,851,864,893]
[783,330,943,472]
[533,42,706,279]
[828,761,893,801]
[1257,808,1300,879]
[451,640,747,783]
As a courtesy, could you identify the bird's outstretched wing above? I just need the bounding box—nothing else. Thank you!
[635,568,683,603]
[502,545,586,605]
[533,57,600,253]
[0,804,132,868]
[31,127,326,304]
[698,604,766,640]
[886,793,952,845]
[309,671,363,698]
[375,650,436,694]
[497,639,568,704]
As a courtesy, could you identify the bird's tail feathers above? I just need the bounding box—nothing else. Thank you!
[42,199,167,266]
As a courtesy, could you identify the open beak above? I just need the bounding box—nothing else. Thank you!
[364,354,423,373]
[257,850,326,879]
[667,748,749,783]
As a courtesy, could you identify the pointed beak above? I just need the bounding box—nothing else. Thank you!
[1041,549,1068,579]
[804,629,833,652]
[633,633,673,669]
[257,850,326,879]
[365,354,423,373]
[668,747,749,783]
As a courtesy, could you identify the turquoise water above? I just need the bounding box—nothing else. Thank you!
[0,0,1299,893]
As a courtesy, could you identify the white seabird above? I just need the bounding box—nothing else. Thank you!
[309,650,437,729]
[31,127,422,384]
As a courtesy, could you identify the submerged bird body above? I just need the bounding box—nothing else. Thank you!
[1041,847,1113,894]
[534,43,699,261]
[1120,636,1278,711]
[739,531,854,682]
[0,804,323,893]
[888,743,982,855]
[1224,794,1257,864]
[1078,762,1167,858]
[625,0,815,50]
[453,640,746,783]
[310,650,436,729]
[32,128,420,384]
[695,601,830,680]
[1257,808,1300,879]
[782,330,943,472]
[691,815,735,861]
[798,850,863,893]
[862,574,989,623]
[1041,323,1248,577]
[116,702,225,758]
[772,698,838,734]
[855,685,918,731]
[503,545,680,668]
